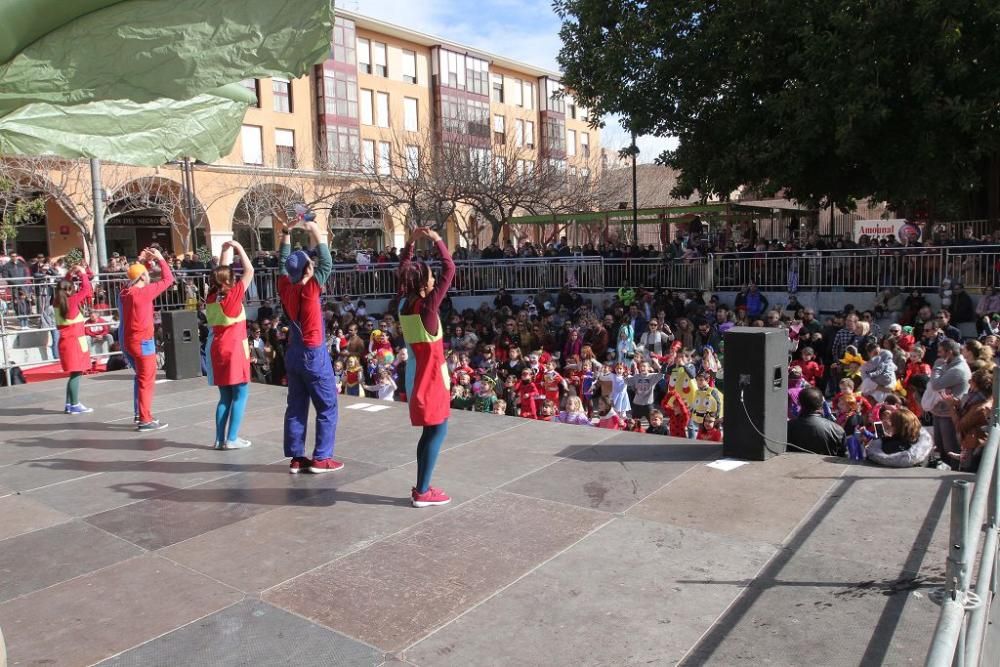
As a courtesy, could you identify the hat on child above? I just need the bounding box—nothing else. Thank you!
[284,250,310,283]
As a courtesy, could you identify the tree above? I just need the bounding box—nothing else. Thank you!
[554,0,1000,222]
[0,175,46,254]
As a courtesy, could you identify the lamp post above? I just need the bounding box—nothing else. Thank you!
[630,129,639,246]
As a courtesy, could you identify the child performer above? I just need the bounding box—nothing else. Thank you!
[362,367,398,401]
[397,227,456,508]
[120,247,174,431]
[555,396,593,426]
[278,214,343,474]
[206,240,255,449]
[53,263,94,414]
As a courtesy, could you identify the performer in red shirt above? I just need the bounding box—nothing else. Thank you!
[398,227,456,507]
[515,368,543,419]
[119,247,174,431]
[53,263,93,414]
[278,214,342,474]
[206,240,254,450]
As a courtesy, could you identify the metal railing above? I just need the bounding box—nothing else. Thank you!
[925,371,1000,666]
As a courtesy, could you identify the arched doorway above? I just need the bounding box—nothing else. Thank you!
[105,177,206,258]
[232,184,298,254]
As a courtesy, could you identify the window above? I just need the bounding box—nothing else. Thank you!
[522,81,534,110]
[515,119,524,147]
[324,125,360,171]
[362,139,376,170]
[332,17,356,65]
[439,93,489,138]
[360,89,373,125]
[505,77,522,107]
[372,42,387,77]
[516,159,534,175]
[442,50,465,88]
[241,125,263,165]
[493,115,505,143]
[581,132,590,157]
[322,70,358,118]
[544,116,566,153]
[581,167,590,180]
[491,74,504,103]
[376,92,389,128]
[402,50,417,83]
[567,128,577,157]
[404,97,418,132]
[357,37,371,74]
[272,78,292,113]
[525,120,535,148]
[465,56,488,96]
[240,79,260,108]
[567,94,577,120]
[275,129,296,168]
[544,78,566,113]
[579,106,589,122]
[406,145,420,178]
[378,141,391,175]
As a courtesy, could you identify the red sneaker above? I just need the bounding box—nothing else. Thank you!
[289,457,311,474]
[308,458,345,474]
[412,487,451,508]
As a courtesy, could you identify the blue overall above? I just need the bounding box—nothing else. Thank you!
[283,322,339,460]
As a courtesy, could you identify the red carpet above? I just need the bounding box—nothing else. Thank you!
[22,361,109,383]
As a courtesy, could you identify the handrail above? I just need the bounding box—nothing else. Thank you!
[925,369,1000,665]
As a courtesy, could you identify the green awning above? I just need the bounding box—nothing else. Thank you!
[0,0,332,165]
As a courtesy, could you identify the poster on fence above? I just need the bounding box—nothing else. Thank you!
[854,219,922,243]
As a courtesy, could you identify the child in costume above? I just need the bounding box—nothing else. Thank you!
[790,346,825,387]
[542,359,568,406]
[616,324,636,365]
[502,375,519,416]
[344,355,362,396]
[787,365,807,419]
[53,263,95,415]
[667,353,698,409]
[492,399,507,416]
[450,384,474,411]
[538,400,557,422]
[515,368,544,419]
[473,377,498,414]
[368,329,395,368]
[600,362,632,417]
[839,346,864,388]
[555,396,593,426]
[626,358,663,422]
[660,387,691,438]
[690,370,724,439]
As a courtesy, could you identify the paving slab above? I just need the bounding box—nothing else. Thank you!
[161,468,487,593]
[502,433,717,512]
[265,491,609,652]
[681,550,944,666]
[0,493,71,541]
[0,520,143,603]
[0,554,243,666]
[629,454,848,544]
[96,600,384,667]
[85,458,384,550]
[405,517,777,666]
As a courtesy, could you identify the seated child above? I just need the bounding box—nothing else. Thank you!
[555,396,593,426]
[645,409,670,436]
[595,396,624,430]
[696,414,723,442]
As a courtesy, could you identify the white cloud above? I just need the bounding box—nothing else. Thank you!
[601,123,679,163]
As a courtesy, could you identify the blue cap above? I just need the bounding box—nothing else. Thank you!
[285,250,310,283]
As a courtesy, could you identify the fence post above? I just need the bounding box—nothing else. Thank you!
[0,309,10,388]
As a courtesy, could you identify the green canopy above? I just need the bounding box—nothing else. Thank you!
[0,0,332,165]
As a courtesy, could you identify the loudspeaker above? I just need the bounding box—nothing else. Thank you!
[161,310,201,380]
[723,327,789,460]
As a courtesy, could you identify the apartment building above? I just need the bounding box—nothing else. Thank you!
[15,10,600,260]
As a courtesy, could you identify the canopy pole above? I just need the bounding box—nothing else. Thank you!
[90,158,107,271]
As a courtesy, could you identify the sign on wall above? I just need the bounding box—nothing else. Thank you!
[854,219,922,243]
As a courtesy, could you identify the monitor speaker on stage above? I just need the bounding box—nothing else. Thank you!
[722,327,788,460]
[161,310,201,381]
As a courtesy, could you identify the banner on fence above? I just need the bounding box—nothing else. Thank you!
[853,219,922,243]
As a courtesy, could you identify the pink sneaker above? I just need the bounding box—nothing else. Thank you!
[289,457,311,474]
[308,458,345,474]
[412,486,451,508]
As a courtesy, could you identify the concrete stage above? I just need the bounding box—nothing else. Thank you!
[0,372,968,666]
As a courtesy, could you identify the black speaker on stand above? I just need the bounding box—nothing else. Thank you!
[723,327,789,460]
[161,310,201,380]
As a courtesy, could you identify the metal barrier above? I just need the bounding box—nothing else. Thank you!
[925,371,1000,666]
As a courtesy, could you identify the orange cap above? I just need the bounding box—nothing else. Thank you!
[127,263,147,282]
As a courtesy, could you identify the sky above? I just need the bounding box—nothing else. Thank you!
[346,0,678,162]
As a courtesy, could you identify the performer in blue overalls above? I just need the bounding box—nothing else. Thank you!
[278,210,342,474]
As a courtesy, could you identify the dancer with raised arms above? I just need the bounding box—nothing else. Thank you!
[206,239,254,449]
[278,210,342,473]
[53,255,94,414]
[397,226,456,507]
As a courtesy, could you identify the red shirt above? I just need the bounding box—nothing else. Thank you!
[542,371,565,402]
[516,381,542,418]
[791,359,825,387]
[120,259,174,345]
[697,426,722,442]
[278,275,324,347]
[85,319,110,337]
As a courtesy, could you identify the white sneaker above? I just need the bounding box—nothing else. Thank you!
[222,437,252,450]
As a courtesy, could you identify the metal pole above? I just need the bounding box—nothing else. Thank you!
[90,158,107,271]
[927,480,974,665]
[183,158,198,253]
[631,130,638,246]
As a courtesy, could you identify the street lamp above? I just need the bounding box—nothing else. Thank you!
[630,129,639,246]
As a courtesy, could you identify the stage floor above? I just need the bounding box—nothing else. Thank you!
[0,372,966,666]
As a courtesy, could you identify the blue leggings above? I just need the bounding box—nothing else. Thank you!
[416,420,448,493]
[215,383,249,444]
